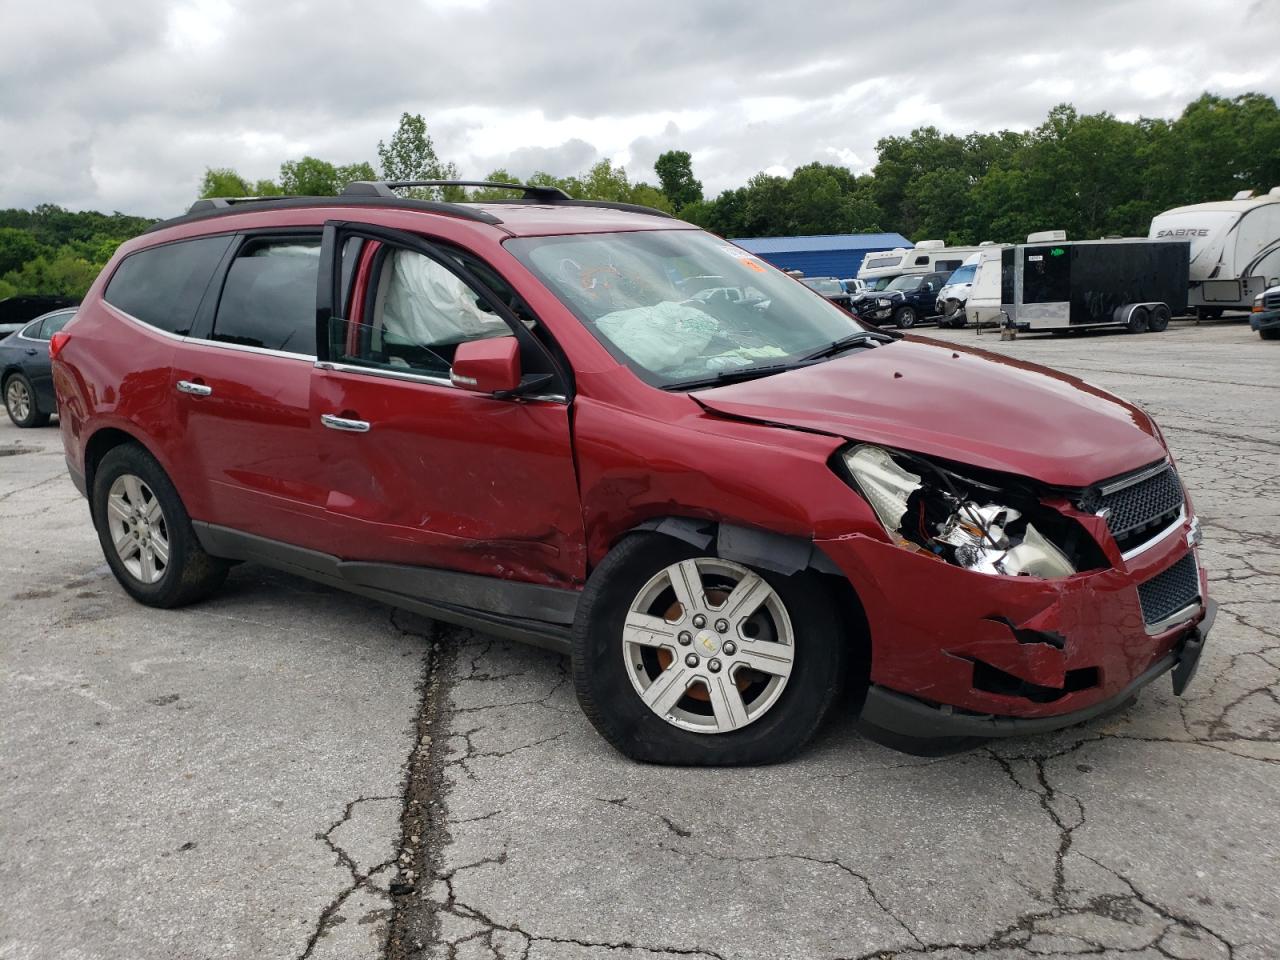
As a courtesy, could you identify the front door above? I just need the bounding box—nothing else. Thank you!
[310,223,586,587]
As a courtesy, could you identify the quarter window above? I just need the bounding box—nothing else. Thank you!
[211,237,321,355]
[38,311,74,339]
[104,235,234,335]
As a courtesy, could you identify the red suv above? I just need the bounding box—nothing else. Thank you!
[52,181,1213,764]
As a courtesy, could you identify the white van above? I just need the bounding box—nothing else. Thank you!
[856,240,989,289]
[1149,188,1280,316]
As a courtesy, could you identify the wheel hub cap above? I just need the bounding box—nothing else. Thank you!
[622,557,795,735]
[106,474,170,585]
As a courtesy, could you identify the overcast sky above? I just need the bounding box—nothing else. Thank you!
[2,0,1278,218]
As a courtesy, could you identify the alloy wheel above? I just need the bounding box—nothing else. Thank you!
[6,379,31,422]
[106,474,170,584]
[622,557,795,734]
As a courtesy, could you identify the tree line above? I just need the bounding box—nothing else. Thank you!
[2,92,1277,301]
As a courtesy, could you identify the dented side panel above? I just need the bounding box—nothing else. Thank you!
[310,367,587,585]
[569,386,880,568]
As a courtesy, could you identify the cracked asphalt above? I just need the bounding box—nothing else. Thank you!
[2,317,1277,960]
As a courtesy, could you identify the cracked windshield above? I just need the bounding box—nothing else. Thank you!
[507,229,870,387]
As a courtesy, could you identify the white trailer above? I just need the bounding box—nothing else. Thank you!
[855,239,990,289]
[1148,188,1280,317]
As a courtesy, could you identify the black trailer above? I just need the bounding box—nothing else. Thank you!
[998,239,1190,333]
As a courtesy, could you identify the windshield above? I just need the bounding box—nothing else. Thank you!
[506,230,871,388]
[886,274,925,291]
[868,275,897,291]
[801,278,843,296]
[945,264,977,284]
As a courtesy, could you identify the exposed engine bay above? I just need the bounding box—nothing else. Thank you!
[843,445,1102,578]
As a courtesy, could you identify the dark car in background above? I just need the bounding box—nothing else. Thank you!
[2,308,76,427]
[800,276,852,310]
[851,270,951,328]
[1252,286,1280,340]
[0,296,78,339]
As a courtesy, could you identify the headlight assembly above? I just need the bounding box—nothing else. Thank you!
[841,444,1078,578]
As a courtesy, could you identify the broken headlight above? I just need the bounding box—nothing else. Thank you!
[842,444,1077,578]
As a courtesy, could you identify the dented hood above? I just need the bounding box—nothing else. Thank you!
[695,337,1167,487]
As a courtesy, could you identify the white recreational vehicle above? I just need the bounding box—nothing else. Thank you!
[855,239,990,289]
[1149,188,1280,317]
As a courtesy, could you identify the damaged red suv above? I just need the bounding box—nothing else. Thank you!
[52,181,1213,764]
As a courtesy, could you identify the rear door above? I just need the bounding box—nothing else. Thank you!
[169,231,335,548]
[310,222,586,586]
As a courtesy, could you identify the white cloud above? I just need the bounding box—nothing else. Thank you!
[0,0,1276,216]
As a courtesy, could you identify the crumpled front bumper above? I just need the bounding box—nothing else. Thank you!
[817,513,1210,741]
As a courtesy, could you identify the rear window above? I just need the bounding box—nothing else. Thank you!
[211,238,321,355]
[104,236,233,336]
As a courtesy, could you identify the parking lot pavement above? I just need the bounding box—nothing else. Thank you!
[2,317,1277,960]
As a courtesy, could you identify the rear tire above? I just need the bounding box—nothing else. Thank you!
[1148,304,1171,332]
[92,444,229,608]
[572,533,849,765]
[4,373,49,428]
[1126,306,1150,334]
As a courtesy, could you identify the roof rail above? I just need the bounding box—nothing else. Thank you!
[343,180,572,203]
[187,196,300,214]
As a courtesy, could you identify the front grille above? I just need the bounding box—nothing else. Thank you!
[1076,463,1184,554]
[1138,552,1200,627]
[1265,291,1280,310]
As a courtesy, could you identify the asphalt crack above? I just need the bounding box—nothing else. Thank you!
[385,609,457,960]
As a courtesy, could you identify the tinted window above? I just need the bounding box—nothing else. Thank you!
[212,238,321,355]
[105,236,233,335]
[913,255,930,265]
[39,311,74,339]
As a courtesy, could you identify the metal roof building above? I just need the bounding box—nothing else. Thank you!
[732,232,912,278]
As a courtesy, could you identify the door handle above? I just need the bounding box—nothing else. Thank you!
[25,348,37,356]
[321,413,371,433]
[176,380,213,397]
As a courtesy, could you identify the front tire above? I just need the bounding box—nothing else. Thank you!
[4,373,49,428]
[1262,327,1280,340]
[894,306,918,329]
[1126,306,1150,334]
[572,534,848,765]
[92,444,229,608]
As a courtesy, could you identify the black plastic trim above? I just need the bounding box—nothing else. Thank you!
[191,522,576,652]
[145,195,504,235]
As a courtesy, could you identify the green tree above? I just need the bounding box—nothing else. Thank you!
[0,227,39,275]
[199,167,252,199]
[377,112,459,199]
[654,150,703,211]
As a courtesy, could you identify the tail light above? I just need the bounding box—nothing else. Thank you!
[49,331,70,360]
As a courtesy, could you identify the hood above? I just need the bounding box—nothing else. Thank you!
[695,338,1166,487]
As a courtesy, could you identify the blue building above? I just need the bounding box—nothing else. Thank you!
[732,233,912,279]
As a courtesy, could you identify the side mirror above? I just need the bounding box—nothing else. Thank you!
[450,336,522,395]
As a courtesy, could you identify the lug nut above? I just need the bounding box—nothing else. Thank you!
[708,659,722,673]
[684,653,700,668]
[714,618,729,634]
[677,631,692,646]
[722,641,737,656]
[692,614,706,629]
